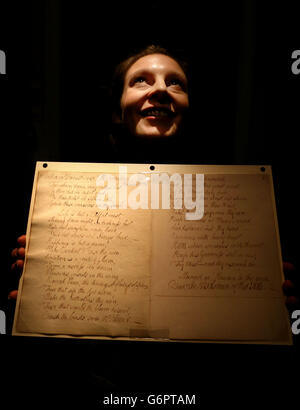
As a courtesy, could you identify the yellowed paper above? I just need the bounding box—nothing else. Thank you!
[15,169,151,336]
[13,162,292,344]
[151,173,290,342]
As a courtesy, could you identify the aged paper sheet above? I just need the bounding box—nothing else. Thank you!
[15,169,151,336]
[13,162,292,344]
[151,173,289,341]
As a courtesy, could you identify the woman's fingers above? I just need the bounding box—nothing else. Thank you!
[17,235,26,247]
[8,290,18,300]
[283,262,297,282]
[285,295,299,309]
[10,235,26,274]
[282,279,295,295]
[9,235,27,300]
[282,262,299,310]
[11,259,24,271]
[11,247,25,260]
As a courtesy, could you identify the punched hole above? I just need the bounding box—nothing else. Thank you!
[149,165,155,171]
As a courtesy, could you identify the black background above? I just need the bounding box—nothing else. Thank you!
[0,1,299,408]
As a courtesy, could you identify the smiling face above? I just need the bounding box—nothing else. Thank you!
[120,54,189,138]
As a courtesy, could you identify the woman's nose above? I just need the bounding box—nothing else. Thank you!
[154,78,167,91]
[148,79,170,102]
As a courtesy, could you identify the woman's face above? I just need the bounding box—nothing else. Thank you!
[120,54,189,138]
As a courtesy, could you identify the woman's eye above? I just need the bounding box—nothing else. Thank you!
[169,78,184,88]
[129,76,149,87]
[134,77,146,84]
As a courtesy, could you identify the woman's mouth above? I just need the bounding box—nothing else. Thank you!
[140,107,175,119]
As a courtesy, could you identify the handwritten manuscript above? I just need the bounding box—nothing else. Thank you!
[13,162,292,344]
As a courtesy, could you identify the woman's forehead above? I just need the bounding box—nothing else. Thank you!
[125,53,187,79]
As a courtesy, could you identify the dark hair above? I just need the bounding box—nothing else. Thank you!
[110,44,189,121]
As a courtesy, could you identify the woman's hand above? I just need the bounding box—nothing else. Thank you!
[9,234,26,300]
[282,261,299,310]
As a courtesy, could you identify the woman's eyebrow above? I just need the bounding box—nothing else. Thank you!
[127,69,151,82]
[127,68,187,82]
[166,71,187,83]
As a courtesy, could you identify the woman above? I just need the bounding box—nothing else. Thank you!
[107,44,192,163]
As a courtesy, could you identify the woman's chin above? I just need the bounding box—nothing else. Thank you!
[134,125,178,139]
